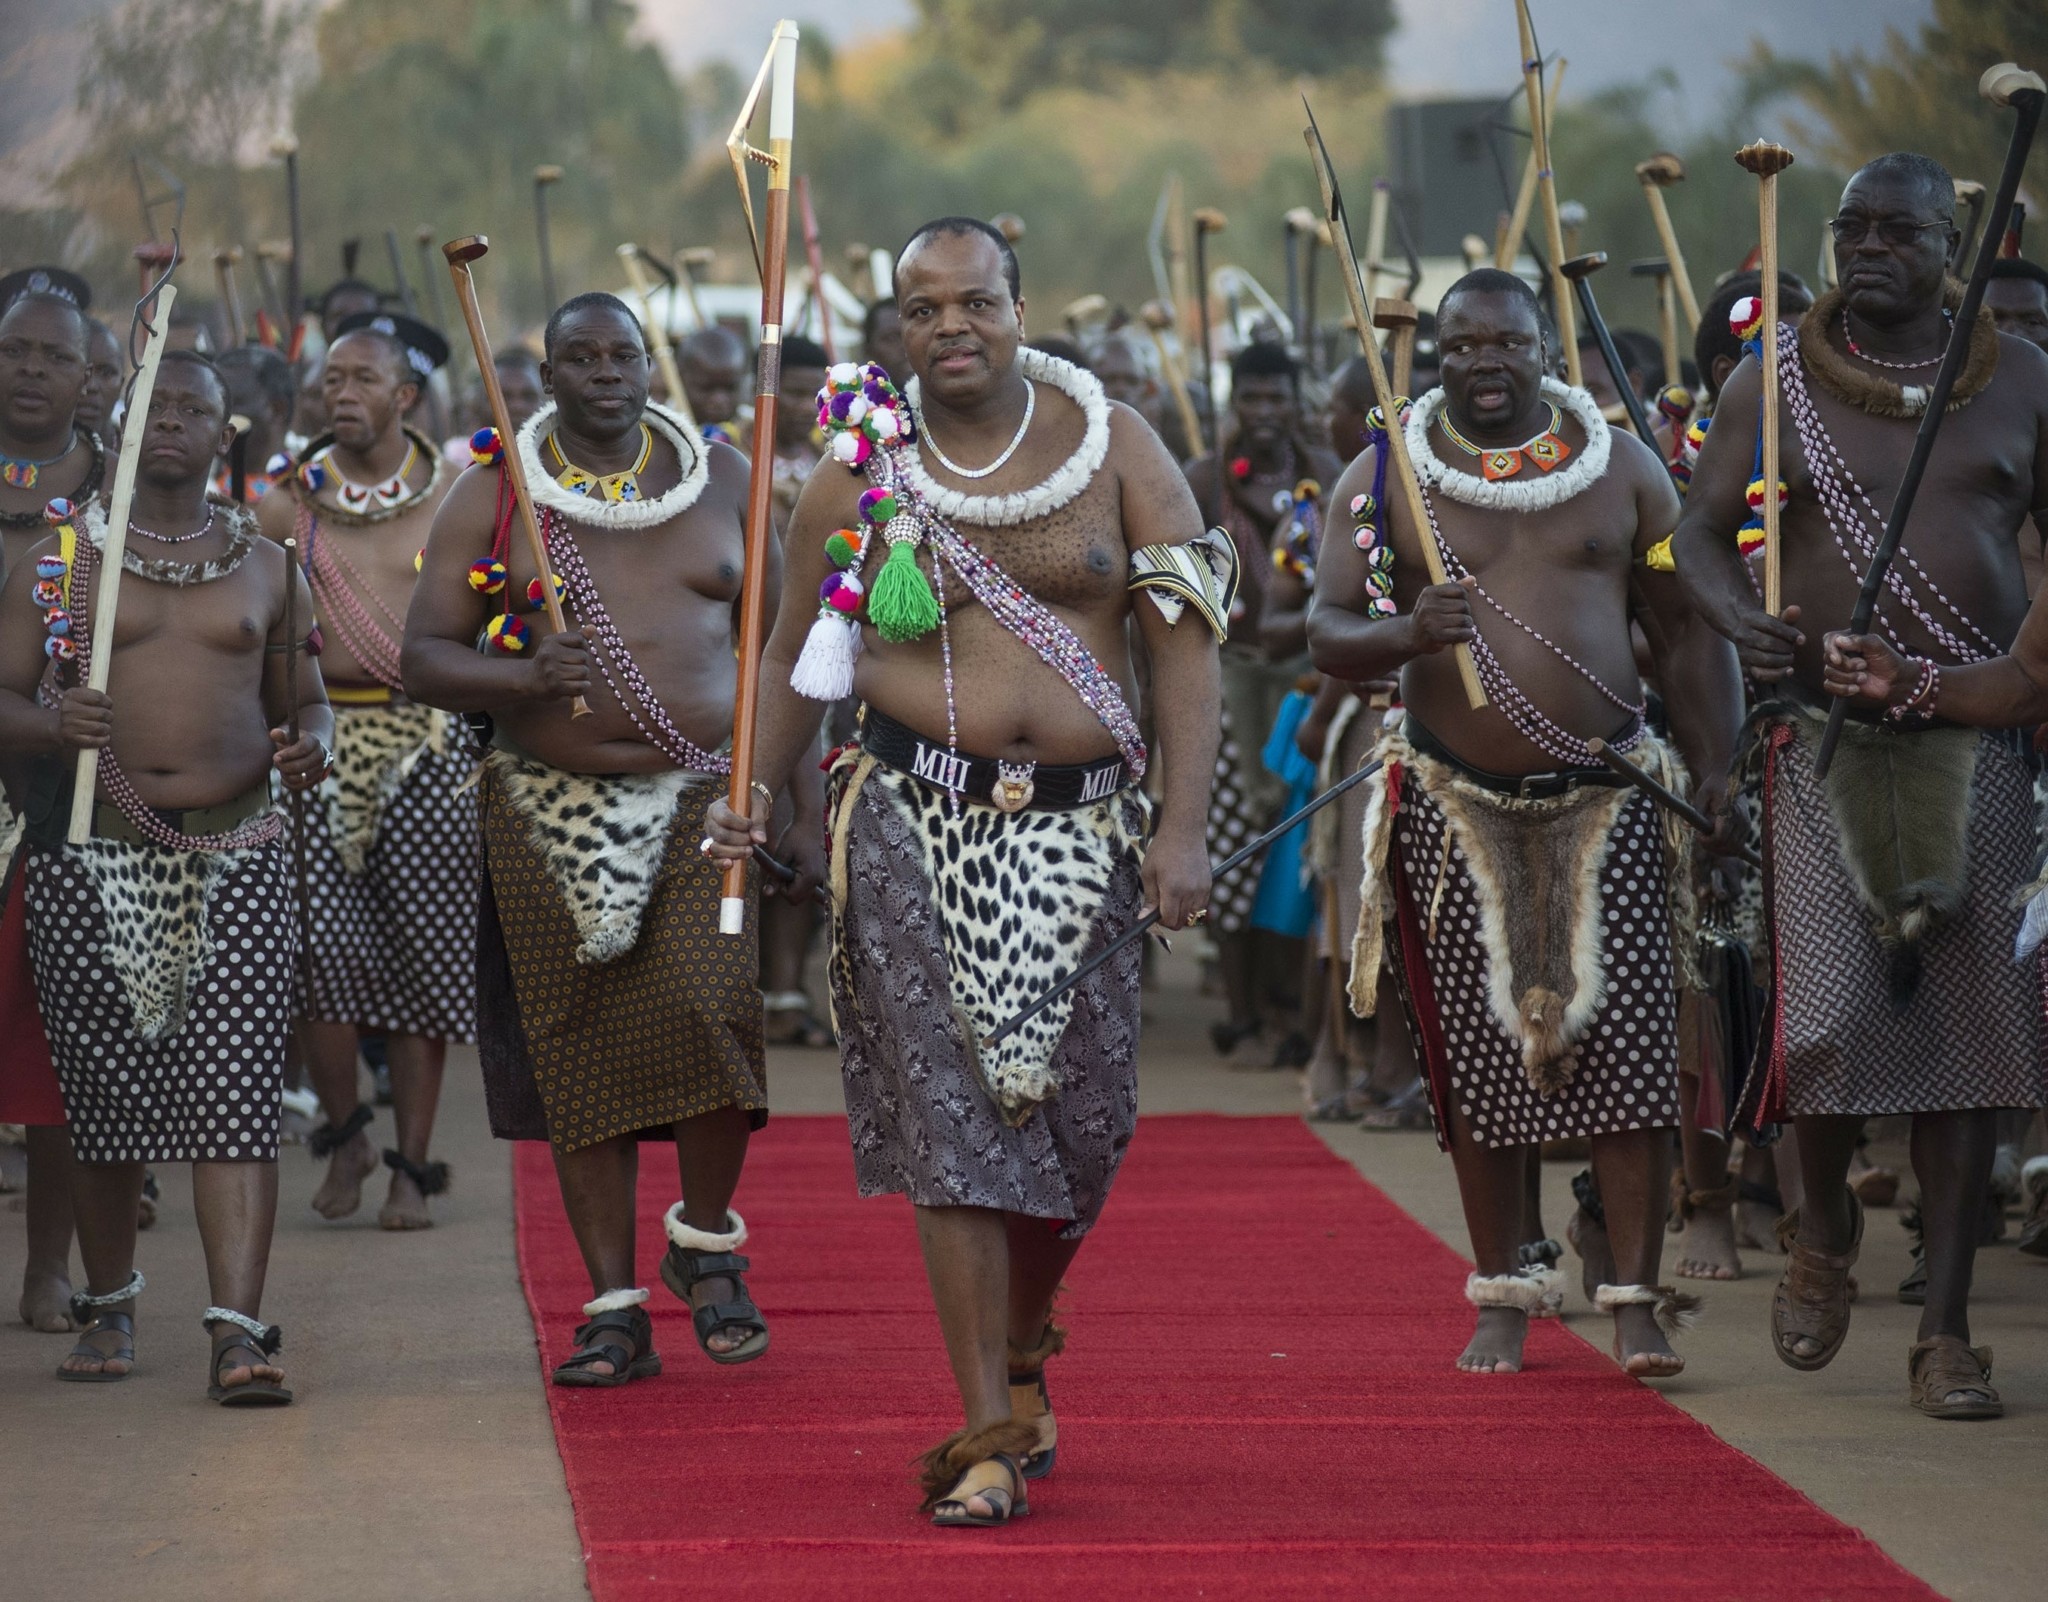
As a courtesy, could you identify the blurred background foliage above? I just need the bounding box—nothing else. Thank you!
[2,0,2035,351]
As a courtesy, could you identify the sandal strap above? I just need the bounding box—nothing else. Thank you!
[692,1299,765,1339]
[308,1103,373,1157]
[1910,1335,1995,1394]
[935,1453,1023,1513]
[204,1307,282,1354]
[564,1307,650,1370]
[668,1248,751,1289]
[69,1268,145,1323]
[382,1149,451,1195]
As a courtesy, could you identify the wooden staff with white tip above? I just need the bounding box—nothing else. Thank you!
[719,18,800,937]
[1513,0,1579,386]
[1634,153,1702,334]
[70,282,178,845]
[1304,101,1486,711]
[1734,139,1795,616]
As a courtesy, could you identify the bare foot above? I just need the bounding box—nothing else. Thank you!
[1736,1195,1784,1253]
[1675,1206,1742,1281]
[1457,1306,1529,1373]
[377,1167,433,1231]
[1567,1206,1615,1305]
[1613,1303,1684,1378]
[20,1268,78,1332]
[59,1319,134,1377]
[310,1131,379,1220]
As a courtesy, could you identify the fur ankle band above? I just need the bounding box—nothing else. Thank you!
[915,1417,1042,1509]
[581,1287,650,1317]
[662,1202,747,1254]
[1466,1272,1560,1315]
[1593,1282,1702,1337]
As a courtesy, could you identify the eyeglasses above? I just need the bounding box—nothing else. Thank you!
[1827,215,1953,248]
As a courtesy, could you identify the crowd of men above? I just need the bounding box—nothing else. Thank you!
[2,129,2048,1525]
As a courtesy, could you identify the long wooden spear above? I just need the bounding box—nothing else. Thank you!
[1304,101,1486,711]
[719,18,800,937]
[1513,0,1579,386]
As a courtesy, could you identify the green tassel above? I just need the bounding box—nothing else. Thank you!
[867,538,940,642]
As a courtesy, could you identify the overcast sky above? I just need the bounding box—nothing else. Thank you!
[640,0,1935,126]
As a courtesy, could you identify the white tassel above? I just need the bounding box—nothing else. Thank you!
[790,611,857,700]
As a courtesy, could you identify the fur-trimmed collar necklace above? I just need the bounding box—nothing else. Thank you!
[290,427,445,526]
[82,494,260,585]
[1796,284,1998,419]
[1407,378,1611,513]
[901,348,1111,527]
[518,401,706,530]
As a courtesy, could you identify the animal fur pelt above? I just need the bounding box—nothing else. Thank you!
[1593,1282,1704,1339]
[916,1417,1042,1509]
[1348,727,1695,1093]
[320,704,451,875]
[486,751,688,965]
[830,750,1149,1128]
[71,839,250,1043]
[1794,707,1979,1004]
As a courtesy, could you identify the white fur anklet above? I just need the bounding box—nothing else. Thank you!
[581,1287,650,1318]
[1466,1272,1559,1315]
[663,1202,747,1254]
[1594,1283,1702,1337]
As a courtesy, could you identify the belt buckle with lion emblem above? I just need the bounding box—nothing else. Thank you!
[993,760,1037,813]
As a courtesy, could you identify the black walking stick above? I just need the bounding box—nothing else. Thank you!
[1813,62,2047,781]
[281,538,316,1006]
[1560,253,1658,448]
[1585,738,1762,871]
[981,758,1387,1051]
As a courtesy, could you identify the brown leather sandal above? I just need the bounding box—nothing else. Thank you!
[918,1419,1040,1527]
[1007,1316,1066,1481]
[1908,1336,2003,1420]
[1770,1193,1863,1372]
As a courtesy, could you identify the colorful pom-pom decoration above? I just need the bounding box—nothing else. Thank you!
[526,573,566,610]
[1729,296,1764,342]
[823,529,860,568]
[34,554,67,581]
[1349,492,1377,523]
[816,361,910,473]
[1229,456,1252,481]
[481,612,530,653]
[43,636,76,660]
[301,459,329,493]
[1295,478,1322,503]
[820,571,864,614]
[42,498,73,526]
[1368,596,1398,618]
[1737,526,1767,557]
[831,430,872,468]
[468,558,508,595]
[1744,477,1789,515]
[1657,385,1692,423]
[32,580,62,608]
[857,488,899,526]
[43,608,71,637]
[469,427,505,466]
[264,451,292,479]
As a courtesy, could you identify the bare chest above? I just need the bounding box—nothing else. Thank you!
[1425,479,1641,580]
[937,474,1125,614]
[103,560,273,655]
[548,498,747,620]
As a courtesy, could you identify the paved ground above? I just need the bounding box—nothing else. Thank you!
[2,942,2042,1600]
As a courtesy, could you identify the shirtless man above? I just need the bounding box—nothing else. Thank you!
[258,323,471,1230]
[1309,268,1740,1379]
[0,294,109,578]
[1986,258,2048,351]
[861,297,908,382]
[0,350,331,1402]
[74,321,125,446]
[679,325,749,446]
[1675,153,2048,1421]
[406,292,812,1383]
[707,218,1218,1525]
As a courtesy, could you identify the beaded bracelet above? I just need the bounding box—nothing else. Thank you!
[1885,657,1940,725]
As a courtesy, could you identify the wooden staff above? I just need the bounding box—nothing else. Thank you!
[1164,177,1194,348]
[1561,252,1657,447]
[533,165,563,311]
[1191,207,1226,484]
[1814,64,2046,781]
[441,236,590,721]
[1633,152,1702,334]
[1372,297,1419,396]
[415,226,448,333]
[281,536,315,1001]
[1496,56,1565,272]
[213,248,245,346]
[385,229,419,320]
[675,247,716,330]
[720,18,800,936]
[270,137,303,353]
[616,243,697,432]
[70,282,178,845]
[1362,180,1390,310]
[796,174,836,362]
[1631,257,1681,389]
[1734,140,1795,616]
[1514,0,1579,386]
[1951,179,1986,272]
[1140,299,1206,463]
[1305,102,1486,710]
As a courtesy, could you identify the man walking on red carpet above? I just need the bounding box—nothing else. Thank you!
[1309,269,1740,1379]
[707,217,1222,1525]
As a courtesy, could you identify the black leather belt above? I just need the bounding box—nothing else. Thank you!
[861,707,1128,812]
[1404,713,1634,800]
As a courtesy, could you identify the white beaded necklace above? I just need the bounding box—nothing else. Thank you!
[901,349,1111,527]
[517,401,706,531]
[1407,378,1610,513]
[915,380,1036,479]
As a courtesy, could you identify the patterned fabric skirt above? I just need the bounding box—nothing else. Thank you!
[828,760,1143,1239]
[304,706,478,1041]
[476,759,766,1154]
[1390,779,1680,1149]
[1763,722,2048,1117]
[24,837,293,1163]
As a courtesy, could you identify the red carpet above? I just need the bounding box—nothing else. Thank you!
[513,1117,1940,1601]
